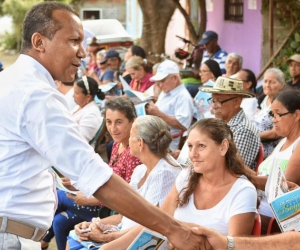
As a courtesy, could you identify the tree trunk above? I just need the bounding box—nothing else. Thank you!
[138,0,176,62]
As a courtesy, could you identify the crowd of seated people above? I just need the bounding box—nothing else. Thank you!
[39,32,300,249]
[66,115,181,250]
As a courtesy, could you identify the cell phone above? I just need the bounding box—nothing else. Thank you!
[80,228,91,233]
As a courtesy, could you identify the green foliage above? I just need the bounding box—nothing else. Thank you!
[262,0,300,80]
[1,0,72,50]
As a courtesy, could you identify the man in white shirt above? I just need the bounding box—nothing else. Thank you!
[0,2,203,250]
[146,60,194,151]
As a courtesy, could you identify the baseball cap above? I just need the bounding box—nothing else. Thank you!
[150,60,179,82]
[287,54,300,63]
[198,31,218,45]
[100,50,120,64]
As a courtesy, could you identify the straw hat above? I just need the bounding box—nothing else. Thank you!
[199,76,255,98]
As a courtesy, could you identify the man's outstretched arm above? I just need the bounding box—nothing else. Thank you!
[192,226,300,250]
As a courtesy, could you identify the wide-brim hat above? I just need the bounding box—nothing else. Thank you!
[199,76,255,98]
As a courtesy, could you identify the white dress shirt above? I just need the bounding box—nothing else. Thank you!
[65,88,77,111]
[72,101,103,148]
[0,54,113,230]
[155,84,194,151]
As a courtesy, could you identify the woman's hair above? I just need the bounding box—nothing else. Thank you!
[203,59,222,79]
[105,97,137,122]
[264,68,285,83]
[226,53,243,68]
[177,118,253,207]
[272,89,300,112]
[134,115,172,159]
[240,69,257,93]
[130,45,146,59]
[74,76,105,100]
[125,56,152,73]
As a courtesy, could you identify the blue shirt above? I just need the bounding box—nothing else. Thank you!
[201,48,228,74]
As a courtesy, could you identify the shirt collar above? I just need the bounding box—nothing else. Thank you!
[18,54,57,89]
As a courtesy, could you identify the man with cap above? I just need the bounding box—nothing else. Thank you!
[286,54,300,89]
[200,76,260,170]
[199,30,228,74]
[100,49,122,71]
[146,60,194,151]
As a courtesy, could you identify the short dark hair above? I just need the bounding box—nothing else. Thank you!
[240,69,257,93]
[21,2,78,52]
[105,97,137,122]
[273,89,300,112]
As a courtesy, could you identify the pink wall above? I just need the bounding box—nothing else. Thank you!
[165,0,262,75]
[206,0,262,75]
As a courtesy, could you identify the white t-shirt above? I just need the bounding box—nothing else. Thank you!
[258,137,300,217]
[174,168,257,235]
[121,158,181,230]
[241,97,258,120]
[72,101,103,148]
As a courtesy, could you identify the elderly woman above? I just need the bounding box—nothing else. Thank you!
[252,89,300,233]
[224,52,243,77]
[236,69,258,120]
[99,118,257,250]
[125,56,153,92]
[66,115,181,250]
[252,68,285,158]
[41,97,141,250]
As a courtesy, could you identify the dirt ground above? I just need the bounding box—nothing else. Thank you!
[0,50,19,68]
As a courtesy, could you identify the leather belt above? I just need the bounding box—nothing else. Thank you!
[0,217,47,242]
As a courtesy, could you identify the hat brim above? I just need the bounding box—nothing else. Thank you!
[199,38,215,45]
[150,73,169,82]
[199,86,255,98]
[100,58,108,64]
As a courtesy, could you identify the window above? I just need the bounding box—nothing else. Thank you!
[224,0,243,23]
[80,8,103,20]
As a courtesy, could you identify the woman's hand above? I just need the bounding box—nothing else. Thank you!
[61,177,77,191]
[287,181,299,191]
[74,221,92,240]
[66,192,90,206]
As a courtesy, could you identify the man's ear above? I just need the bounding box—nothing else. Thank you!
[31,32,45,52]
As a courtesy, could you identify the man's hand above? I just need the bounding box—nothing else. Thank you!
[191,226,228,250]
[167,223,208,250]
[146,101,160,116]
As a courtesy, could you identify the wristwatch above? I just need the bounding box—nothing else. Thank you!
[227,236,235,250]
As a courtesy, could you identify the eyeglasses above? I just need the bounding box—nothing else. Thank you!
[207,97,237,108]
[269,111,293,120]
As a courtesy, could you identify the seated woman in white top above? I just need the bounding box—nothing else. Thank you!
[66,115,181,250]
[72,76,105,148]
[236,69,258,120]
[250,89,300,234]
[99,118,258,250]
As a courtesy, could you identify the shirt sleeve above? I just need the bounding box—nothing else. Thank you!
[21,87,113,197]
[173,93,194,129]
[233,128,260,170]
[229,179,257,218]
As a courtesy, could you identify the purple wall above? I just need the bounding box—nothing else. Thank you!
[206,0,262,75]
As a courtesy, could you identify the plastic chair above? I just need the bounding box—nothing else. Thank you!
[255,143,264,173]
[267,217,281,235]
[251,213,262,236]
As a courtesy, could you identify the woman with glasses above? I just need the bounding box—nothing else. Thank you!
[252,68,285,158]
[41,97,141,250]
[251,89,300,234]
[66,115,181,250]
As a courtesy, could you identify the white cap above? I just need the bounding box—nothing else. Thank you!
[150,60,179,82]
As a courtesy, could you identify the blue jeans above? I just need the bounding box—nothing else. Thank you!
[43,190,100,250]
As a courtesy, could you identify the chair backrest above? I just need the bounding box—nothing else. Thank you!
[251,213,261,236]
[89,121,105,145]
[255,143,264,173]
[267,217,281,235]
